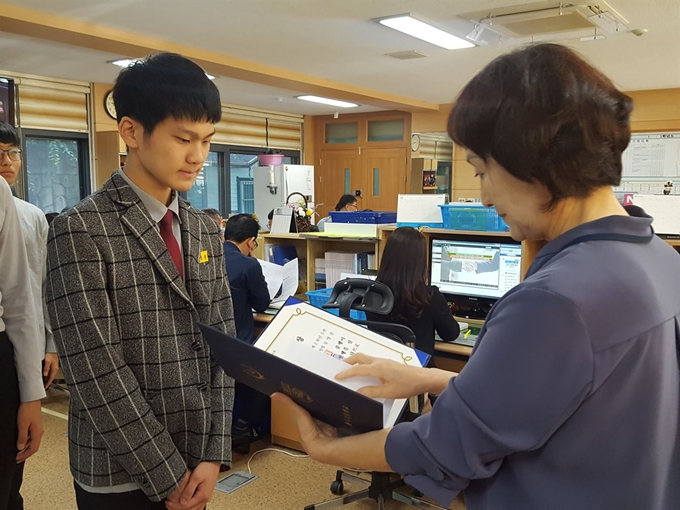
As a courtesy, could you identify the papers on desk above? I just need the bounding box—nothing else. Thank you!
[257,258,299,302]
[270,207,294,234]
[198,298,428,434]
[257,259,283,300]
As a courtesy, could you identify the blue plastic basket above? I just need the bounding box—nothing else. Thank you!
[328,211,397,224]
[438,204,509,232]
[306,288,367,320]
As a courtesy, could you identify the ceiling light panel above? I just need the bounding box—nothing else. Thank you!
[378,15,475,50]
[296,95,358,108]
[109,59,216,79]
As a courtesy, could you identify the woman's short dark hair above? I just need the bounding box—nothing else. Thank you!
[113,52,222,134]
[377,227,431,318]
[225,213,260,243]
[335,194,357,211]
[448,43,633,209]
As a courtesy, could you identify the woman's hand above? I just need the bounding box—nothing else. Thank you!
[271,392,392,471]
[271,393,338,462]
[336,353,456,398]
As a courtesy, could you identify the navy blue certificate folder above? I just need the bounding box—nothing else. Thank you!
[197,322,388,434]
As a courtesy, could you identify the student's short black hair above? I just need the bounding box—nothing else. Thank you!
[0,122,20,147]
[449,43,633,209]
[267,209,274,221]
[202,208,222,223]
[335,194,357,211]
[113,52,222,134]
[225,214,260,243]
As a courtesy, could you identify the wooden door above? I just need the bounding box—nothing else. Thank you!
[361,147,408,212]
[317,149,359,219]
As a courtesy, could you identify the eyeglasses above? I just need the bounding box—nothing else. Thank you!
[346,203,358,211]
[0,149,21,161]
[253,239,259,249]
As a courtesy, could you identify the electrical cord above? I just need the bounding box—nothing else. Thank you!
[246,447,309,474]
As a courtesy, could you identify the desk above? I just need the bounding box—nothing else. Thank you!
[253,312,275,324]
[259,232,381,293]
[253,310,275,338]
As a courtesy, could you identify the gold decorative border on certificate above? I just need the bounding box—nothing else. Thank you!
[259,305,414,364]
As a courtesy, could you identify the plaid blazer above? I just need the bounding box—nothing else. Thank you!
[46,172,235,502]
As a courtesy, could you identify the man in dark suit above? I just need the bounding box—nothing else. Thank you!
[223,213,271,452]
[46,53,235,510]
[223,213,270,345]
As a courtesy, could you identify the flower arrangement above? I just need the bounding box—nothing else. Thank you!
[285,200,314,218]
[285,192,315,232]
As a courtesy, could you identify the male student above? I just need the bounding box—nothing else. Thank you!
[0,122,59,389]
[202,208,224,241]
[0,177,45,510]
[46,53,236,510]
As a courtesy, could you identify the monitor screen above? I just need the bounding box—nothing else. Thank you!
[0,78,15,126]
[430,238,522,300]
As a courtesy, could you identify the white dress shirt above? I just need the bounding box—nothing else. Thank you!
[13,196,55,356]
[0,178,46,402]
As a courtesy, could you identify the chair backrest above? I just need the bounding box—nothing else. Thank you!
[323,278,417,347]
[323,278,423,415]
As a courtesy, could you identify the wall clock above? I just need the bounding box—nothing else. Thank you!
[104,90,117,119]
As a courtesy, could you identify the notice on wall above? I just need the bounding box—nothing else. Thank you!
[622,133,680,179]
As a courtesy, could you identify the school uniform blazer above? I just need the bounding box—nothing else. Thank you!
[45,172,236,502]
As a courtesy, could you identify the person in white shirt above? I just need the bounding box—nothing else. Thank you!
[0,175,45,510]
[0,122,59,388]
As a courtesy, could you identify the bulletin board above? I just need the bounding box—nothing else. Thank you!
[622,132,680,179]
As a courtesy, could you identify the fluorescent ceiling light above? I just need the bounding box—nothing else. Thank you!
[378,15,475,50]
[296,95,358,108]
[110,58,136,67]
[109,59,216,79]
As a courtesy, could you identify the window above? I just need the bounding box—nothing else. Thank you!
[237,177,255,214]
[186,152,221,211]
[183,146,299,217]
[228,150,297,215]
[23,132,90,213]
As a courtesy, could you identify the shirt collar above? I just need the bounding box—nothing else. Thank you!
[118,169,180,223]
[529,206,654,275]
[223,241,243,254]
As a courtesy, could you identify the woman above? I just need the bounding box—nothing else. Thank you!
[317,194,357,232]
[366,226,460,358]
[275,43,680,510]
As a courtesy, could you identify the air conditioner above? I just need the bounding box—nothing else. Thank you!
[460,1,629,41]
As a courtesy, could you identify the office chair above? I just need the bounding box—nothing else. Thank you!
[304,279,445,510]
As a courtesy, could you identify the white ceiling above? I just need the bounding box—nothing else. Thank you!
[0,0,679,116]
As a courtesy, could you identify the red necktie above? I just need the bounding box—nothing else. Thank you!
[159,210,183,279]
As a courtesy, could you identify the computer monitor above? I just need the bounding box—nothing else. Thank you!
[0,78,15,126]
[430,236,522,319]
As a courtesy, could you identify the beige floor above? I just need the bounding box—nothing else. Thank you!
[22,389,466,510]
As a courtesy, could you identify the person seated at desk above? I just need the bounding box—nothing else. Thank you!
[366,226,460,359]
[223,213,270,344]
[317,194,357,232]
[224,214,272,452]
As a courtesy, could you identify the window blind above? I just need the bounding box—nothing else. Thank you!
[17,79,89,132]
[212,105,302,150]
